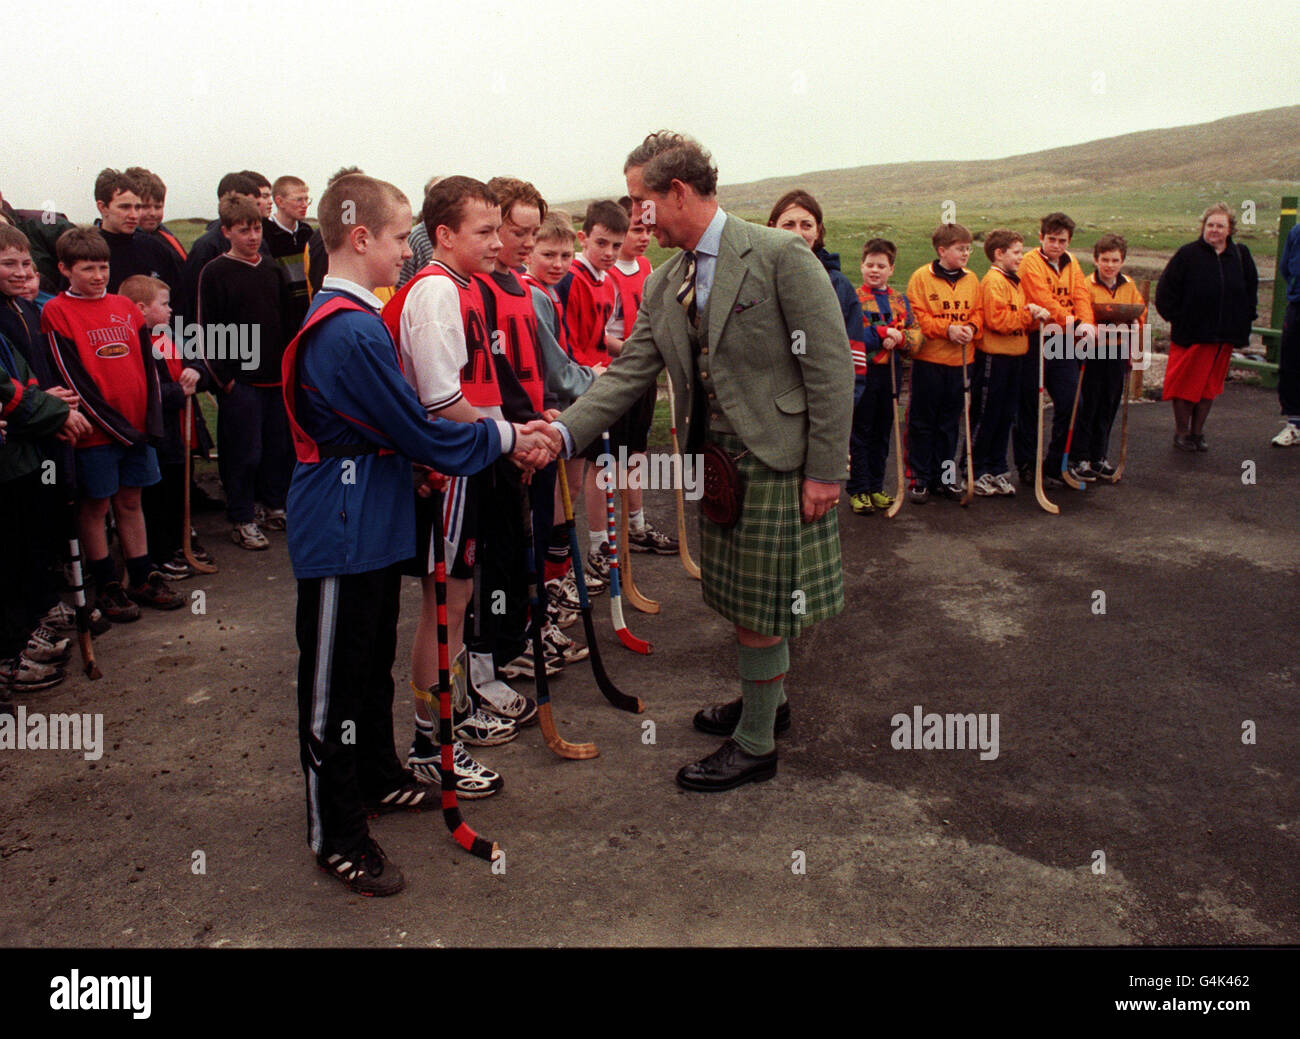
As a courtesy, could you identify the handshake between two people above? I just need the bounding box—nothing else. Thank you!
[415,412,566,497]
[510,410,565,475]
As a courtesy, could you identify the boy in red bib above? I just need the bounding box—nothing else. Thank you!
[556,201,628,583]
[382,177,540,800]
[608,195,677,553]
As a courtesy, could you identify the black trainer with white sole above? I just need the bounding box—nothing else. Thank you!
[627,522,679,554]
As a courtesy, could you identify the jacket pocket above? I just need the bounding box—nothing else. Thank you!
[774,384,807,415]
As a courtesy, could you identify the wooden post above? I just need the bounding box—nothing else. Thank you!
[1132,278,1151,399]
[1268,196,1297,369]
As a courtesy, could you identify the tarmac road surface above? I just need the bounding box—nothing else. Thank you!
[0,383,1295,947]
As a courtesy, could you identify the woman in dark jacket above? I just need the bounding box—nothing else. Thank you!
[1155,202,1258,451]
[767,189,865,344]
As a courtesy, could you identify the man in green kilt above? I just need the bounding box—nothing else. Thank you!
[553,131,852,791]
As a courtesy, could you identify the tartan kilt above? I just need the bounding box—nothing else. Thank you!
[698,432,844,637]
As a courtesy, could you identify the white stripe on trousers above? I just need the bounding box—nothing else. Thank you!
[307,576,339,855]
[437,474,468,571]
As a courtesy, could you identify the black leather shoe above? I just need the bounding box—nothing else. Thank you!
[693,698,791,737]
[675,739,778,792]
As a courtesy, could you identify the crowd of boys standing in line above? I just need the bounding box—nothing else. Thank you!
[0,166,682,855]
[1,160,1292,895]
[1,168,322,697]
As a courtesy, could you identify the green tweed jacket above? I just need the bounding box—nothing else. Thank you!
[558,213,853,483]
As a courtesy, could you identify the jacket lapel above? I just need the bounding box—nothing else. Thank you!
[663,249,694,375]
[706,216,748,352]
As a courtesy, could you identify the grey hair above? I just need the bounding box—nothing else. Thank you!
[624,131,718,197]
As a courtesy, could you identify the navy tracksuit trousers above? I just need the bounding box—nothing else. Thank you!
[970,351,1023,479]
[1013,332,1080,475]
[907,358,964,490]
[848,361,898,495]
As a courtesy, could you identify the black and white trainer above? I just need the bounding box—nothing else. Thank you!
[24,625,72,664]
[546,574,582,613]
[365,773,438,815]
[40,601,77,635]
[455,707,518,746]
[584,543,613,589]
[407,735,503,799]
[317,837,405,897]
[542,621,588,664]
[627,520,679,554]
[500,644,563,680]
[548,598,579,630]
[0,654,66,692]
[160,551,194,581]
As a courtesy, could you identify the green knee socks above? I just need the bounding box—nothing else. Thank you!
[732,639,789,756]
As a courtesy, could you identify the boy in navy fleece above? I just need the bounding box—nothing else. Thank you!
[91,169,183,298]
[126,168,187,262]
[196,194,293,548]
[284,172,556,896]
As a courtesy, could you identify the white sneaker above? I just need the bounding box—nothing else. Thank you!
[542,621,588,664]
[0,654,65,692]
[407,734,503,798]
[231,522,270,550]
[1270,422,1300,447]
[548,599,579,630]
[24,625,71,663]
[546,574,582,612]
[455,707,518,746]
[500,646,563,679]
[993,473,1017,496]
[972,473,999,497]
[40,601,77,634]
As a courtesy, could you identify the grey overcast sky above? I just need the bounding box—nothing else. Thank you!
[5,0,1296,222]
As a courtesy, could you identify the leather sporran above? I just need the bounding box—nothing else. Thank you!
[701,442,745,528]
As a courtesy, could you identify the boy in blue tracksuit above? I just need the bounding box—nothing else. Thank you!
[284,173,556,896]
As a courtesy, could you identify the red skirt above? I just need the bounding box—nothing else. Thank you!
[1162,342,1232,402]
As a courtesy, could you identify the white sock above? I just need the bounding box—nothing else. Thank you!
[629,508,646,533]
[588,530,608,552]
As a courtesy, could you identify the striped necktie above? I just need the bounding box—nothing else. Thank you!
[676,250,697,324]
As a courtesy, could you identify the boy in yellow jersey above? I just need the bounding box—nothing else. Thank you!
[971,230,1051,496]
[904,223,983,503]
[1078,233,1146,480]
[1013,212,1096,486]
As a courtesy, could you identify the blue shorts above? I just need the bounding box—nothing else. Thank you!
[75,442,161,500]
